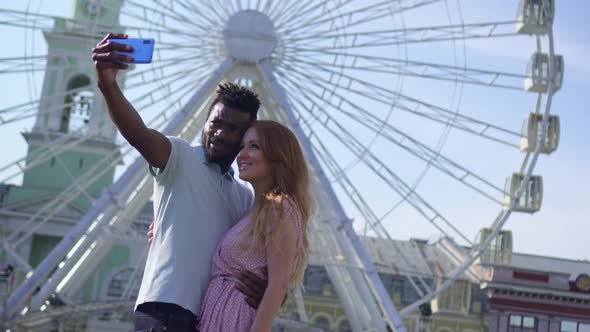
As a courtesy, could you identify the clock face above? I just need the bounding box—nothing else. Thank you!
[86,0,101,16]
[575,274,590,292]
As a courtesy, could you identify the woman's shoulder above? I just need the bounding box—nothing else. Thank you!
[280,198,304,252]
[278,197,303,239]
[280,197,301,220]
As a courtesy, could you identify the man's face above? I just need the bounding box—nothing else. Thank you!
[202,103,252,166]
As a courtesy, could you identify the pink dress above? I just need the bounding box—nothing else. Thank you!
[198,203,301,331]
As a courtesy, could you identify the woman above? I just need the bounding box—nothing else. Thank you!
[198,120,313,331]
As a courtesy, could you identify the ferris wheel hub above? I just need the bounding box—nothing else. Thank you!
[223,10,277,63]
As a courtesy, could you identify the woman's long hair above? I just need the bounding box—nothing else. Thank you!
[242,120,313,288]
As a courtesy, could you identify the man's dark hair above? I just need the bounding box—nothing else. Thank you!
[208,82,260,120]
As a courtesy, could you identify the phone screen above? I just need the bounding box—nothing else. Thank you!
[107,38,155,64]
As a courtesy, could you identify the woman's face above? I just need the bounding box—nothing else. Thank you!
[237,127,272,184]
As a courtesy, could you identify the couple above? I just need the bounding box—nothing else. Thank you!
[92,33,312,331]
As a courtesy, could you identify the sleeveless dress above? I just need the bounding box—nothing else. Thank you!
[198,203,302,331]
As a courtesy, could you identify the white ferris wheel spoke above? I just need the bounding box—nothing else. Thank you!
[282,21,521,47]
[278,57,522,148]
[269,0,319,27]
[278,0,441,37]
[282,75,472,245]
[280,51,525,90]
[287,87,456,241]
[118,0,216,34]
[277,65,506,203]
[308,128,442,279]
[0,85,103,129]
[0,55,46,74]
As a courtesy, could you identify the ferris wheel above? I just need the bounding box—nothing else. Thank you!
[0,0,562,331]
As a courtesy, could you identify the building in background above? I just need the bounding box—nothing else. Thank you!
[483,254,590,332]
[283,231,590,332]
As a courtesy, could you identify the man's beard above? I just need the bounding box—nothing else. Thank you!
[201,135,214,162]
[202,136,239,165]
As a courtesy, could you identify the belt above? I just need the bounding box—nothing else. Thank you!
[136,302,198,325]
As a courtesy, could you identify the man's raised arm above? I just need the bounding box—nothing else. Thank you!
[92,33,170,169]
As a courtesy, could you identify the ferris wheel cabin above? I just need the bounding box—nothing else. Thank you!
[474,228,513,265]
[504,173,543,213]
[524,52,564,94]
[516,0,554,35]
[520,113,560,153]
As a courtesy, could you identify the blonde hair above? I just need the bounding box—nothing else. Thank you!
[241,120,313,287]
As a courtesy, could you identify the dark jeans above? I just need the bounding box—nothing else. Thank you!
[134,302,199,332]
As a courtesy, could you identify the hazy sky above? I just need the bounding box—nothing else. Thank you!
[0,1,588,262]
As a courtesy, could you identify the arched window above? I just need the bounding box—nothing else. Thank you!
[106,267,141,300]
[61,74,93,133]
[338,319,353,332]
[313,315,331,331]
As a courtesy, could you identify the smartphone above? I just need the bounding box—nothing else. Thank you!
[107,38,155,64]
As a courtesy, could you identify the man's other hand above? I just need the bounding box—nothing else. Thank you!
[147,219,155,244]
[235,269,268,309]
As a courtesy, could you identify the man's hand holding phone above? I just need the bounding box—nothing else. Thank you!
[92,33,155,89]
[92,33,133,89]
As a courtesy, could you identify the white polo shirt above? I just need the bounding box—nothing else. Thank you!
[135,136,253,316]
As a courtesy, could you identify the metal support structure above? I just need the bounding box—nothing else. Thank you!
[1,58,234,319]
[32,178,153,307]
[259,59,406,331]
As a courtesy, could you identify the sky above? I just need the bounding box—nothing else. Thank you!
[0,0,589,262]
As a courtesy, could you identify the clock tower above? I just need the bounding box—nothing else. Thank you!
[4,0,124,211]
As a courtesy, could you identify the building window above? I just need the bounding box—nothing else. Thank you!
[561,320,590,332]
[402,278,420,304]
[380,274,405,304]
[470,284,487,314]
[106,268,141,299]
[289,311,300,321]
[436,279,470,312]
[61,74,93,134]
[509,314,537,332]
[303,265,332,296]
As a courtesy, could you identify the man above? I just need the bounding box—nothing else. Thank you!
[92,33,265,332]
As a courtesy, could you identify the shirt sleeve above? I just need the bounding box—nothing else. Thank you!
[148,136,183,184]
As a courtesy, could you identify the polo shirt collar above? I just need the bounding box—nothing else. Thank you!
[197,145,235,180]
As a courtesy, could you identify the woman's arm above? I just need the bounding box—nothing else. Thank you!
[249,219,298,332]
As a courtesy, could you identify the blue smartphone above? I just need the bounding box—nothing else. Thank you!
[107,38,155,64]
